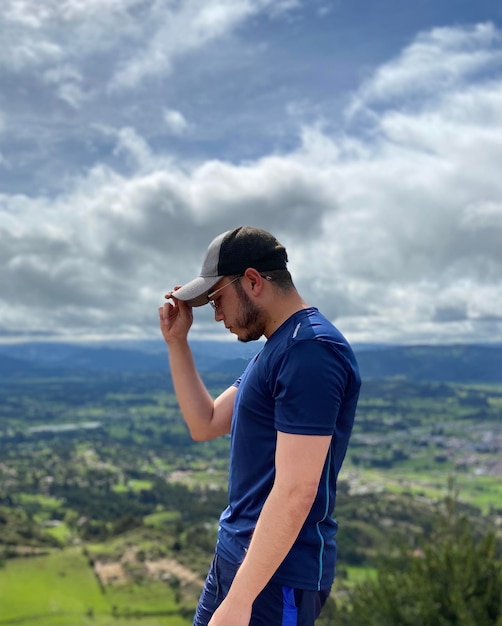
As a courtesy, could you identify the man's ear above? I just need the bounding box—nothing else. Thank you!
[243,268,265,294]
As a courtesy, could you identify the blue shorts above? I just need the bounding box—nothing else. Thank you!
[193,554,330,626]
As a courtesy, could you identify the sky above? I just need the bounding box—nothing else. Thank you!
[1,0,501,346]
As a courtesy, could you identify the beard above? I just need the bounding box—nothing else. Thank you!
[234,282,267,342]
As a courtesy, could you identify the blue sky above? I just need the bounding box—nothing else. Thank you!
[1,0,501,344]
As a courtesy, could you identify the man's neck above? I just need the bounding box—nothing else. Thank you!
[263,292,309,339]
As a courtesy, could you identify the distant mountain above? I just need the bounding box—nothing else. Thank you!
[355,344,502,383]
[0,344,166,377]
[63,346,168,372]
[0,340,262,379]
[0,353,40,376]
[0,340,500,384]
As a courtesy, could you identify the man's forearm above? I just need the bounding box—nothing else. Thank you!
[167,339,216,440]
[167,339,234,441]
[221,482,315,612]
[208,432,332,626]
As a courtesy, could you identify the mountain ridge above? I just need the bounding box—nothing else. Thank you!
[0,341,501,383]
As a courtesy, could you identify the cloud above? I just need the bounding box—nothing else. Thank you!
[42,64,85,108]
[0,115,340,339]
[348,22,502,116]
[0,0,307,194]
[109,0,301,89]
[0,14,501,344]
[163,109,190,136]
[0,0,300,93]
[286,26,502,342]
[0,0,125,71]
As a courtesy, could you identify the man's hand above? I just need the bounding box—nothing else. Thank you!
[208,597,252,626]
[158,288,193,344]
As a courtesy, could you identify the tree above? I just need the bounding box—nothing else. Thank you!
[334,487,502,626]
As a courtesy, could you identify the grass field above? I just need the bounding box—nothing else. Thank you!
[45,521,73,543]
[345,467,502,514]
[0,548,192,626]
[453,474,502,514]
[341,565,378,586]
[113,479,154,493]
[144,510,182,528]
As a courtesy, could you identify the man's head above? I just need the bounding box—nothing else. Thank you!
[173,226,288,307]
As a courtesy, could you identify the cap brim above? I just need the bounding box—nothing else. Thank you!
[172,275,222,307]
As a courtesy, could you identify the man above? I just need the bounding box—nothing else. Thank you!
[159,226,361,626]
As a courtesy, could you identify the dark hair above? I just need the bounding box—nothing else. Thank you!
[230,269,295,297]
[232,269,294,292]
[262,269,295,291]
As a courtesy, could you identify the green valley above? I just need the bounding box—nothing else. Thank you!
[0,343,501,625]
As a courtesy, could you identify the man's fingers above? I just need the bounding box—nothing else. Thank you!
[164,285,182,300]
[159,301,175,323]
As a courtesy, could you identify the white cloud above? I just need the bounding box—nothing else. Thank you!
[0,112,5,165]
[0,14,501,344]
[0,0,300,90]
[1,38,63,71]
[0,0,128,71]
[163,109,190,135]
[109,0,300,89]
[42,64,85,108]
[462,201,502,229]
[113,127,160,171]
[349,22,502,116]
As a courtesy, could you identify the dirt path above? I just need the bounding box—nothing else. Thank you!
[145,558,205,587]
[93,553,205,588]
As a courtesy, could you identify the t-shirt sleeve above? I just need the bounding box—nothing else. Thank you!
[273,339,349,436]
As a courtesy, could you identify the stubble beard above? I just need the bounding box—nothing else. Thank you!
[234,284,266,343]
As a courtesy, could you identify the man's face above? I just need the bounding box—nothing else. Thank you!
[210,276,266,342]
[232,280,266,342]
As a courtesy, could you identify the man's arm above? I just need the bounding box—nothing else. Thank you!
[208,431,332,626]
[159,294,235,441]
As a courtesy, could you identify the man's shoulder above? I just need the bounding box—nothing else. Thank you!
[289,309,360,375]
[292,308,348,345]
[263,307,357,367]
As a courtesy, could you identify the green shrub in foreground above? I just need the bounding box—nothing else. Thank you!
[334,489,502,626]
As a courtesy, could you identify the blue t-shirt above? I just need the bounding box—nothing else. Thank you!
[216,307,361,591]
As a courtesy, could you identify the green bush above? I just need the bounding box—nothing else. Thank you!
[335,489,502,626]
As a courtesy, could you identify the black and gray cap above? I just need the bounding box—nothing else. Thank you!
[173,226,288,307]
